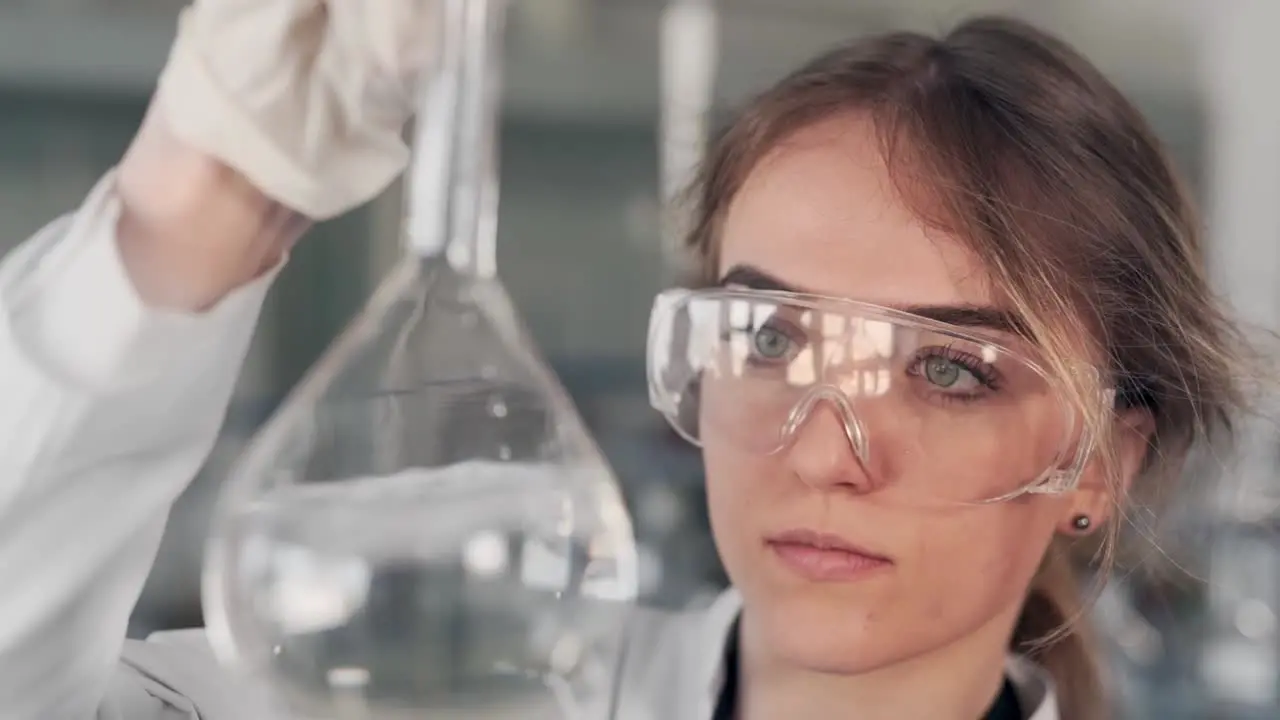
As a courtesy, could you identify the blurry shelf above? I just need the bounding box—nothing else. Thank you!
[0,4,1197,122]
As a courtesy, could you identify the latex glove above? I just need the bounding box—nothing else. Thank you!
[153,0,443,221]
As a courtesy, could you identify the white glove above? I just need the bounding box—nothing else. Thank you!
[153,0,443,220]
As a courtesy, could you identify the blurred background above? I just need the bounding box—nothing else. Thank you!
[2,0,1279,717]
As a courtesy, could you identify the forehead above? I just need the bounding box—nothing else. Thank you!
[718,115,993,309]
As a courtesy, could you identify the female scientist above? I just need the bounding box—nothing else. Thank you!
[0,1,1254,719]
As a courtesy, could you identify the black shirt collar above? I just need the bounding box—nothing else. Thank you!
[711,622,1024,720]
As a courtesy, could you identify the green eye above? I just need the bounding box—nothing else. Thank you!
[752,326,792,359]
[922,356,988,393]
[923,356,964,387]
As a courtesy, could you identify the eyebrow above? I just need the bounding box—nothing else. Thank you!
[717,263,1026,335]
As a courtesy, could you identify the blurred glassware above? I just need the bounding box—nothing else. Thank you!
[658,0,718,281]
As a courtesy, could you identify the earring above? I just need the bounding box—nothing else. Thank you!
[1071,515,1092,533]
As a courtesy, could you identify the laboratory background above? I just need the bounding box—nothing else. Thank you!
[2,0,1279,718]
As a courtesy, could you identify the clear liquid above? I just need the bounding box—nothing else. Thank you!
[212,462,636,720]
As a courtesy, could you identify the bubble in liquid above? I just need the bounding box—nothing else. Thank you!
[464,530,510,577]
[489,396,509,418]
[327,666,371,690]
[1236,598,1278,640]
[549,634,584,675]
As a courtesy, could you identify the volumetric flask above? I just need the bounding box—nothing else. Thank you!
[201,1,640,718]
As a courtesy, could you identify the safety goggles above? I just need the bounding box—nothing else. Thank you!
[646,287,1106,506]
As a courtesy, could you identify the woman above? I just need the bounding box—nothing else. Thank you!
[640,14,1249,720]
[0,4,1252,720]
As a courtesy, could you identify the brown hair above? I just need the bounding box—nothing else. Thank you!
[682,15,1254,720]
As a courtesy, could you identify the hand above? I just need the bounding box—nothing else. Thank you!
[155,0,443,221]
[115,0,444,310]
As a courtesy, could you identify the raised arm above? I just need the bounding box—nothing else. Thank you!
[0,2,437,717]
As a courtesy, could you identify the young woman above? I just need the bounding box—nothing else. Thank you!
[0,4,1252,720]
[639,15,1250,719]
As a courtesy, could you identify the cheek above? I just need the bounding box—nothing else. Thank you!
[701,438,773,579]
[903,502,1060,629]
[926,499,1054,584]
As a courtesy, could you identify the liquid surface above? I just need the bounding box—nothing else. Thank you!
[214,462,636,719]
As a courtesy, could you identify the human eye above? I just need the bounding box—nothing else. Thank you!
[905,345,1003,403]
[724,318,805,367]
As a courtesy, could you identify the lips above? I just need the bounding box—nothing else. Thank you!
[765,528,893,582]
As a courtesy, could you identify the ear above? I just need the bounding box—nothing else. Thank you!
[1058,407,1156,535]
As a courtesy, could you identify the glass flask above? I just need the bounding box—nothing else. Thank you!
[202,1,640,718]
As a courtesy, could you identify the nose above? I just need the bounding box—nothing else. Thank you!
[783,386,875,492]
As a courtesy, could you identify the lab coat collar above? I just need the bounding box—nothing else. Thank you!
[700,587,744,704]
[698,588,1060,720]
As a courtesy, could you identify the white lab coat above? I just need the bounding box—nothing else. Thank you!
[0,174,1061,719]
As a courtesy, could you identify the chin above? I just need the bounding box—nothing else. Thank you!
[746,587,914,675]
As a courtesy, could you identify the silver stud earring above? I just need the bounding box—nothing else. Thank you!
[1071,515,1092,533]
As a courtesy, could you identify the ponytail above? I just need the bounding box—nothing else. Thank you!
[1011,539,1106,720]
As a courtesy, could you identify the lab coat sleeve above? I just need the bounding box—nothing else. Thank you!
[0,171,279,720]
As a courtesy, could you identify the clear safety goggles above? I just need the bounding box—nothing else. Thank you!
[646,288,1105,506]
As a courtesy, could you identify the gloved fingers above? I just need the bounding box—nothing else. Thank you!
[321,0,445,129]
[153,0,429,220]
[187,0,328,61]
[326,0,443,84]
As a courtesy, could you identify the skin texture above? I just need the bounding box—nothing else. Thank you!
[116,107,309,312]
[702,114,1140,720]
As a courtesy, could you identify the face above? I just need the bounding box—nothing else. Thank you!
[704,114,1107,674]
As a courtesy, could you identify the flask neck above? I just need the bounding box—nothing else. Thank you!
[405,0,507,280]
